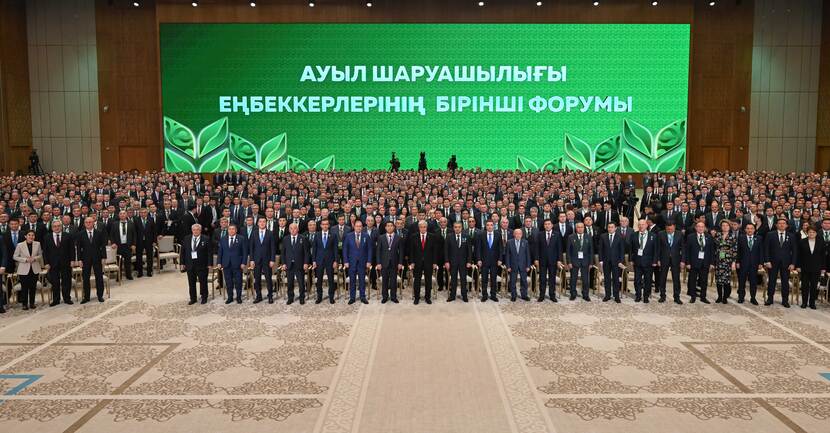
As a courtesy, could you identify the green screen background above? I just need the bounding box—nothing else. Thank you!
[159,23,690,172]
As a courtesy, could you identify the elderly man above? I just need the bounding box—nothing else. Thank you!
[43,219,73,305]
[505,228,531,302]
[407,220,440,305]
[180,224,212,305]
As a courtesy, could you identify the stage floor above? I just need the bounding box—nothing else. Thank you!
[1,272,829,433]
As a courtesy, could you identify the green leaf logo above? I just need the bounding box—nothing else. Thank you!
[313,155,336,170]
[229,133,257,171]
[287,156,310,171]
[563,134,592,171]
[196,117,229,158]
[260,133,287,171]
[516,155,538,172]
[163,117,196,158]
[622,118,653,158]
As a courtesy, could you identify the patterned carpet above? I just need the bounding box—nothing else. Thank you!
[0,271,828,433]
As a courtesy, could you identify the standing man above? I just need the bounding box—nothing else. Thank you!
[505,228,531,302]
[313,219,338,304]
[281,223,310,305]
[77,217,106,303]
[134,208,156,278]
[377,221,404,303]
[567,222,593,301]
[217,224,247,304]
[249,217,276,304]
[343,220,372,304]
[406,220,440,305]
[444,221,472,302]
[736,223,763,305]
[764,218,797,307]
[109,210,136,280]
[535,219,562,302]
[656,221,684,304]
[629,219,659,303]
[180,224,211,305]
[43,220,73,305]
[685,221,715,303]
[477,220,502,302]
[598,221,625,303]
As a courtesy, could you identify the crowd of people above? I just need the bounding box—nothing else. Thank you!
[0,168,827,313]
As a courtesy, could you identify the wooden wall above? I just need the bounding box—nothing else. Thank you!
[0,0,33,175]
[817,0,830,172]
[94,0,755,172]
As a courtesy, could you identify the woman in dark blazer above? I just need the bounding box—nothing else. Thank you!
[796,226,825,309]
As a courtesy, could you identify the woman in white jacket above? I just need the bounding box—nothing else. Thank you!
[13,230,42,310]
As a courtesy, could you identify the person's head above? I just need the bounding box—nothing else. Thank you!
[720,220,731,234]
[257,217,267,230]
[228,224,238,236]
[543,219,553,231]
[307,220,317,233]
[485,220,494,232]
[51,220,62,233]
[192,224,202,237]
[513,228,523,240]
[84,217,95,230]
[353,219,363,233]
[417,220,427,234]
[745,223,755,236]
[776,218,788,232]
[320,219,330,232]
[24,230,35,243]
[665,221,675,234]
[453,221,463,234]
[289,222,299,236]
[807,225,817,240]
[574,222,584,234]
[383,220,395,234]
[637,219,648,232]
[694,221,706,234]
[822,218,830,232]
[558,213,566,223]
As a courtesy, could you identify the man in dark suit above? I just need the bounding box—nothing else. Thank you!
[554,213,573,254]
[656,221,684,304]
[796,226,825,309]
[179,205,199,241]
[217,224,247,304]
[598,222,625,303]
[43,220,73,305]
[567,222,593,301]
[78,217,106,303]
[377,220,404,303]
[180,223,212,304]
[109,210,136,280]
[444,221,472,302]
[406,220,441,304]
[505,228,531,302]
[736,222,763,305]
[629,220,659,302]
[2,220,22,270]
[764,218,797,307]
[343,220,373,304]
[281,223,310,304]
[535,219,562,302]
[249,217,276,303]
[685,221,715,303]
[313,219,338,304]
[133,208,156,278]
[476,220,503,302]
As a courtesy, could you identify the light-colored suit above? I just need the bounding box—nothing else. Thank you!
[13,241,42,275]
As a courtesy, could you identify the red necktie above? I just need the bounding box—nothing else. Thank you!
[421,234,426,250]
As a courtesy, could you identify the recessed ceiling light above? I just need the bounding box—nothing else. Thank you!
[593,1,600,6]
[366,2,372,6]
[536,1,542,5]
[478,1,485,6]
[652,1,658,5]
[308,2,315,6]
[191,1,198,7]
[132,1,139,7]
[709,1,716,5]
[250,1,256,7]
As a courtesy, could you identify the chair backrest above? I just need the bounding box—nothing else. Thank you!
[158,235,175,253]
[106,247,117,264]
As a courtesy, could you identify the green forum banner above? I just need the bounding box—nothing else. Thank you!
[159,23,690,172]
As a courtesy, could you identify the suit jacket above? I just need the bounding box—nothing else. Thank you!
[684,232,715,269]
[133,216,157,246]
[657,230,684,266]
[554,222,573,252]
[505,238,531,271]
[180,234,212,270]
[476,230,503,266]
[764,230,798,266]
[566,232,593,267]
[2,230,23,268]
[405,231,440,267]
[536,230,562,266]
[797,238,826,273]
[218,234,248,268]
[281,234,310,270]
[343,231,373,267]
[13,241,42,274]
[737,233,763,270]
[313,231,338,267]
[599,232,626,265]
[629,231,658,267]
[42,230,74,268]
[109,220,136,248]
[250,229,276,265]
[377,232,405,268]
[77,229,107,263]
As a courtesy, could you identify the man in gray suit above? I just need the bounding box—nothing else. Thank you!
[505,228,531,302]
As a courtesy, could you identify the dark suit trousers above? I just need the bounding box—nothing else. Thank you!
[411,263,433,301]
[19,271,37,305]
[658,262,681,300]
[539,263,558,300]
[801,271,819,306]
[187,267,208,301]
[223,266,243,300]
[381,265,398,300]
[135,241,153,275]
[448,264,467,298]
[569,264,590,297]
[633,264,654,298]
[687,266,709,299]
[480,264,499,299]
[436,265,448,290]
[348,265,367,300]
[285,265,306,300]
[737,267,759,300]
[766,263,790,302]
[315,264,336,299]
[117,244,133,277]
[253,262,273,299]
[48,263,72,301]
[82,260,104,300]
[602,262,621,298]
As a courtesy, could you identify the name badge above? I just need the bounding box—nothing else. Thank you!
[577,252,584,259]
[698,251,705,260]
[637,249,644,256]
[191,251,198,259]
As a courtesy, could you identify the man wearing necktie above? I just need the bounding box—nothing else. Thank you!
[43,220,73,305]
[181,224,212,305]
[444,221,472,302]
[505,228,531,302]
[281,223,310,305]
[535,219,562,302]
[599,222,625,302]
[217,224,247,304]
[566,222,593,301]
[763,218,797,307]
[343,220,372,304]
[133,208,156,278]
[476,221,503,302]
[436,219,449,293]
[656,221,684,304]
[377,221,404,303]
[313,220,339,304]
[407,220,440,304]
[630,220,658,303]
[78,217,106,303]
[109,210,135,280]
[249,217,276,304]
[737,223,762,305]
[684,222,715,303]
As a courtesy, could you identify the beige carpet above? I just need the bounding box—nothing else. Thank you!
[0,271,829,433]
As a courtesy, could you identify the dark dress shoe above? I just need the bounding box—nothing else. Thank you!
[658,298,665,303]
[700,298,710,304]
[348,298,356,305]
[253,297,263,304]
[551,297,558,303]
[510,295,517,302]
[602,296,611,302]
[750,298,758,305]
[225,299,233,304]
[64,300,73,305]
[782,302,790,308]
[391,298,399,303]
[300,298,305,305]
[236,299,242,304]
[674,299,683,305]
[80,299,90,304]
[98,297,105,303]
[50,301,60,307]
[583,296,591,302]
[520,296,531,301]
[538,297,546,302]
[424,298,431,304]
[381,298,388,304]
[447,297,455,302]
[634,296,642,302]
[0,306,5,313]
[689,297,696,304]
[489,296,499,302]
[737,298,744,304]
[715,297,722,303]
[29,303,36,309]
[22,305,28,311]
[480,296,488,302]
[800,303,807,309]
[137,274,143,278]
[643,298,649,304]
[722,299,728,304]
[329,297,335,304]
[413,299,419,305]
[614,297,621,303]
[569,294,577,301]
[200,299,207,305]
[361,298,369,304]
[268,295,274,304]
[187,300,197,305]
[316,297,323,304]
[809,304,816,309]
[462,296,468,302]
[764,301,773,306]
[286,298,294,305]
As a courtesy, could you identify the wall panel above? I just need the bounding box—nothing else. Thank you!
[0,0,33,175]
